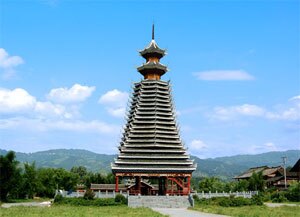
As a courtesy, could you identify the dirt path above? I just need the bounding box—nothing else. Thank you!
[153,208,229,217]
[1,201,51,208]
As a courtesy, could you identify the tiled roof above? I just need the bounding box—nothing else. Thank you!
[234,166,283,179]
[290,158,300,172]
[139,40,166,59]
[112,80,197,174]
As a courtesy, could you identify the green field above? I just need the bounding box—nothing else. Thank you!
[192,204,300,217]
[0,205,165,217]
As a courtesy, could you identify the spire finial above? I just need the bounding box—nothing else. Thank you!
[152,24,155,40]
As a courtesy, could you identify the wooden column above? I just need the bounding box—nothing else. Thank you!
[138,176,141,194]
[187,176,191,194]
[115,176,119,192]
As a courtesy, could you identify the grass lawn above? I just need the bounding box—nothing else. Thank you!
[0,205,165,217]
[192,204,300,217]
[5,198,52,203]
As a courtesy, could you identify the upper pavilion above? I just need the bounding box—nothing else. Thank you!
[137,25,168,80]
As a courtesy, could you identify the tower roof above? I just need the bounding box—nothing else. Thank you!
[112,80,197,174]
[139,39,166,59]
[139,24,166,59]
[137,25,168,80]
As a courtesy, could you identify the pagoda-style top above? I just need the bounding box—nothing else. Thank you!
[137,25,168,80]
[139,39,166,59]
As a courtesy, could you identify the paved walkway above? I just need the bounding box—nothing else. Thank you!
[153,208,229,217]
[264,202,299,207]
[1,201,51,208]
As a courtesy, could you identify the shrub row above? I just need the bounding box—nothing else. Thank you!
[193,194,263,207]
[54,194,127,206]
[262,182,300,203]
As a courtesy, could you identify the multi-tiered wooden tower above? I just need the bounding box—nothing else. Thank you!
[112,26,196,195]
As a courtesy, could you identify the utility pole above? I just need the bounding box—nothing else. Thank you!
[282,156,287,189]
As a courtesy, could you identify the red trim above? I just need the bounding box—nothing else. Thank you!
[187,176,191,194]
[115,176,119,192]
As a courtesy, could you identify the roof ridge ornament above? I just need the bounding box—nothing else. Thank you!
[152,23,155,40]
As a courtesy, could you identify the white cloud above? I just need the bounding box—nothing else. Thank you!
[0,86,119,137]
[265,96,300,121]
[0,48,24,79]
[290,95,300,101]
[247,142,279,154]
[35,101,72,119]
[211,95,300,122]
[0,48,24,68]
[107,107,126,118]
[189,139,208,151]
[0,117,119,135]
[47,84,95,104]
[0,88,36,113]
[266,108,300,121]
[194,70,254,81]
[0,87,74,119]
[98,89,128,106]
[264,142,277,151]
[212,104,265,121]
[99,89,129,118]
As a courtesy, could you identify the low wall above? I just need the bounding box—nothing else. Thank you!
[128,195,192,208]
[195,191,258,199]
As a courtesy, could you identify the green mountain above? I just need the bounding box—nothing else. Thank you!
[214,150,300,168]
[1,149,299,180]
[0,149,116,174]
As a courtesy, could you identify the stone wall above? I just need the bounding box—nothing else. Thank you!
[128,195,192,208]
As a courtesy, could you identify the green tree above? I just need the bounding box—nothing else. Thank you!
[105,173,115,184]
[198,177,225,192]
[37,168,57,197]
[0,151,21,201]
[248,171,265,191]
[70,166,87,183]
[22,162,40,198]
[54,168,78,191]
[233,179,249,192]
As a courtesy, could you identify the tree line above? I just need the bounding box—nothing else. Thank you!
[195,172,265,193]
[0,151,115,201]
[1,151,299,202]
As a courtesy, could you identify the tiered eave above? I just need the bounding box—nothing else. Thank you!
[112,79,197,174]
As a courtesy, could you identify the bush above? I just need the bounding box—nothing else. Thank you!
[193,194,199,201]
[286,182,300,202]
[193,195,260,207]
[217,197,232,207]
[83,189,95,200]
[271,192,288,203]
[192,195,213,205]
[54,194,63,203]
[115,194,127,204]
[54,197,119,206]
[251,194,264,205]
[231,197,252,206]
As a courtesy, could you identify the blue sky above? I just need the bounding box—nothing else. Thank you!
[0,0,299,159]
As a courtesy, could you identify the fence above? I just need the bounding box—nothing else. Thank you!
[195,191,258,199]
[56,190,128,198]
[57,190,258,199]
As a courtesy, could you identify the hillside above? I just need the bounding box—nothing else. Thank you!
[214,150,300,168]
[1,149,299,180]
[0,149,116,174]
